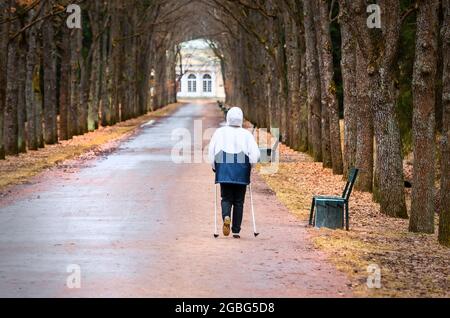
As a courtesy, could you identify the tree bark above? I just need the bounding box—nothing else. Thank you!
[34,75,44,149]
[340,19,357,178]
[88,46,101,131]
[59,25,71,140]
[341,0,407,218]
[42,0,58,144]
[410,0,439,233]
[137,26,153,116]
[17,38,26,153]
[303,0,322,161]
[25,10,39,150]
[298,52,309,153]
[109,0,122,124]
[355,47,374,192]
[87,2,101,132]
[439,0,450,246]
[313,0,331,168]
[79,51,89,134]
[318,0,343,174]
[69,28,82,136]
[100,25,112,126]
[4,3,20,156]
[296,0,309,153]
[0,0,9,159]
[371,72,408,218]
[283,1,308,152]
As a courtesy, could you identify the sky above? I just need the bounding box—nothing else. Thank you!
[181,39,211,49]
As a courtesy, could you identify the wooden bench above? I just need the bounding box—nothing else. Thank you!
[309,168,359,231]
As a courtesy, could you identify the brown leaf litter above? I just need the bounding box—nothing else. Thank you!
[257,135,450,298]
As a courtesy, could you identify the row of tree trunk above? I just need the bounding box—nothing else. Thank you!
[213,0,449,246]
[0,0,177,158]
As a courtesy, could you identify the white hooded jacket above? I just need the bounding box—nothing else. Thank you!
[208,107,260,184]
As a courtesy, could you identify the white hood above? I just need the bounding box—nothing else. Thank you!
[208,107,260,167]
[226,107,243,127]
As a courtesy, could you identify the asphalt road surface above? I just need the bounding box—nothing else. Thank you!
[0,101,351,297]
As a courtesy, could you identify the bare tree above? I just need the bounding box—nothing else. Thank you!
[303,0,322,161]
[317,0,343,174]
[42,0,58,144]
[3,0,21,156]
[439,0,450,246]
[59,16,71,140]
[340,0,407,218]
[410,0,440,233]
[0,0,10,159]
[339,15,357,178]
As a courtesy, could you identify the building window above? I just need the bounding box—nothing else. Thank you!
[203,74,212,93]
[188,74,197,93]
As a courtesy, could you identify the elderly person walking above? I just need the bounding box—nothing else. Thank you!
[208,107,260,238]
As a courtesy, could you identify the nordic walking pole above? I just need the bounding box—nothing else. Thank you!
[214,183,219,238]
[249,183,260,237]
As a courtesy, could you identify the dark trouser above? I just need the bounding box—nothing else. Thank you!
[220,183,247,234]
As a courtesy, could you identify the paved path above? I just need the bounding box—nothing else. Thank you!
[0,101,351,297]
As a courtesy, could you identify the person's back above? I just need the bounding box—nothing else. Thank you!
[208,107,260,238]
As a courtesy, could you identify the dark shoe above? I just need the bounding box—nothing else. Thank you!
[223,216,231,236]
[233,234,240,239]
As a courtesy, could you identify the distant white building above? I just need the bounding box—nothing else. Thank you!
[176,40,226,100]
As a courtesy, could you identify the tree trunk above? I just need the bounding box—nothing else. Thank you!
[59,26,71,140]
[87,2,101,132]
[17,39,26,153]
[283,5,304,151]
[371,74,408,218]
[101,26,112,126]
[318,0,343,174]
[370,68,408,218]
[88,46,101,131]
[35,67,44,149]
[0,0,9,159]
[79,53,89,134]
[25,10,39,150]
[313,0,331,168]
[137,33,153,116]
[340,19,357,178]
[298,53,309,152]
[275,14,289,144]
[4,6,19,156]
[130,7,139,118]
[42,0,58,144]
[339,0,407,218]
[439,0,450,246]
[69,28,82,136]
[109,0,122,124]
[303,0,322,161]
[410,0,439,233]
[355,48,374,192]
[296,0,309,153]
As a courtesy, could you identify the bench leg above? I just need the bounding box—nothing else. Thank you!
[309,198,315,226]
[345,202,349,231]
